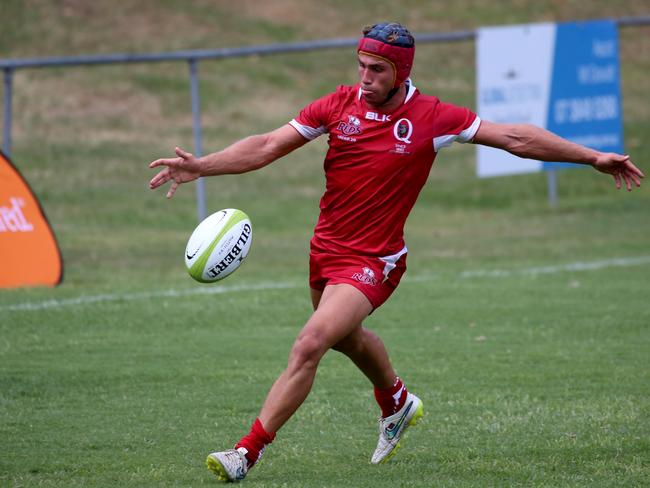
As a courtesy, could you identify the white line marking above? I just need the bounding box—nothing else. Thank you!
[460,255,650,278]
[403,255,650,282]
[2,256,649,313]
[1,282,300,312]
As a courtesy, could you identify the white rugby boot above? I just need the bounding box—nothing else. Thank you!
[206,447,248,482]
[371,392,424,464]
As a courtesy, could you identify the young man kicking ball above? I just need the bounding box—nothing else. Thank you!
[149,22,643,482]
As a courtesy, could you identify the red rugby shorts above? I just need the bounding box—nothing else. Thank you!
[309,249,407,309]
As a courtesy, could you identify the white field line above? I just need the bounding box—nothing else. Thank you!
[1,282,300,312]
[2,255,649,313]
[455,255,650,279]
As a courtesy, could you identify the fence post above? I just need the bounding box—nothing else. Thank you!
[188,59,207,222]
[547,169,558,207]
[3,68,13,155]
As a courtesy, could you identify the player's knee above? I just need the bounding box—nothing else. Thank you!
[289,333,326,371]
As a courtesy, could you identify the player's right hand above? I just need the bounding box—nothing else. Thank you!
[592,153,644,191]
[149,147,202,199]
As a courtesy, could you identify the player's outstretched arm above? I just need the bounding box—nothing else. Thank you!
[472,120,644,191]
[149,124,308,198]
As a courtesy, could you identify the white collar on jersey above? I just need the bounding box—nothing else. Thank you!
[357,79,417,105]
[404,80,417,103]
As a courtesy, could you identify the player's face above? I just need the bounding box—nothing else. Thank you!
[357,53,395,107]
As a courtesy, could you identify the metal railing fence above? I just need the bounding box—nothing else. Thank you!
[2,16,649,217]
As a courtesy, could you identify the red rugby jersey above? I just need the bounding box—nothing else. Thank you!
[289,82,480,257]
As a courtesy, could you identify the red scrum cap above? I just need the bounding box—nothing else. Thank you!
[357,22,415,88]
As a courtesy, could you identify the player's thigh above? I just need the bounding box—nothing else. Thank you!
[299,283,373,349]
[310,288,323,310]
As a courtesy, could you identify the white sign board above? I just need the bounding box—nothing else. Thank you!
[476,21,622,178]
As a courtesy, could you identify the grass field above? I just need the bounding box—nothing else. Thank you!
[1,1,650,486]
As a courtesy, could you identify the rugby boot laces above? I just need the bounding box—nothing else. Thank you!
[206,447,248,482]
[371,392,423,464]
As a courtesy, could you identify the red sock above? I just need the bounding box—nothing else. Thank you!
[235,418,276,469]
[374,377,408,418]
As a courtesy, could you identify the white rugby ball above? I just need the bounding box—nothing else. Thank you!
[184,208,253,283]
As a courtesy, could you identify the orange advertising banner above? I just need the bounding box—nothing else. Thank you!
[0,151,63,288]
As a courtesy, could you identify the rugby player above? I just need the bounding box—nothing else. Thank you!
[149,22,643,482]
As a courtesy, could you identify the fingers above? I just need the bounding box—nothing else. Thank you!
[613,168,642,191]
[624,159,645,179]
[605,154,644,191]
[622,172,632,191]
[175,146,193,160]
[149,168,170,189]
[629,171,642,188]
[621,158,643,190]
[149,168,180,198]
[167,181,179,199]
[149,156,182,169]
[149,148,194,199]
[615,154,630,163]
[614,170,635,191]
[149,146,193,168]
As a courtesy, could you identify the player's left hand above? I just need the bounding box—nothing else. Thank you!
[593,153,644,191]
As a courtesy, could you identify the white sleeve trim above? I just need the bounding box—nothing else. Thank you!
[457,116,482,143]
[289,119,327,140]
[433,116,482,152]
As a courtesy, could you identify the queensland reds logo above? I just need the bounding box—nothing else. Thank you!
[393,118,413,144]
[351,266,378,286]
[337,115,363,136]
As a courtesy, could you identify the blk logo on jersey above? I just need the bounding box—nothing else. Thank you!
[365,111,391,122]
[351,266,378,286]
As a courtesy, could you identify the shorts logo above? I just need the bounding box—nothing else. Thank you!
[351,266,378,286]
